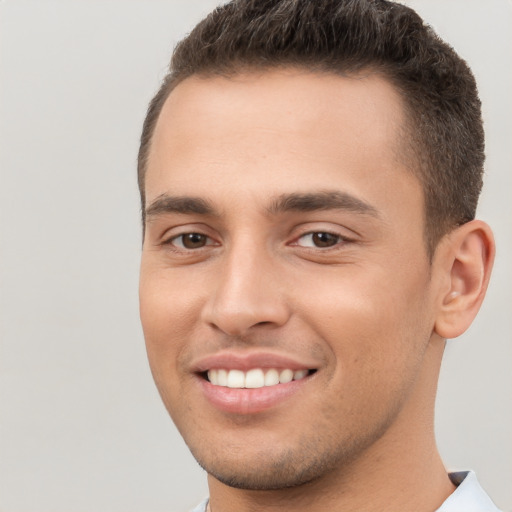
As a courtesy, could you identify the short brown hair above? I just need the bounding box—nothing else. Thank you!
[138,0,484,254]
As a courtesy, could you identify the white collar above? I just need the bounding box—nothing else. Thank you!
[436,471,501,511]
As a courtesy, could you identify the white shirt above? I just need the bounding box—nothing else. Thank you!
[191,471,502,512]
[437,471,501,511]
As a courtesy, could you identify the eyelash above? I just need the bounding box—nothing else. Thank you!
[163,232,217,250]
[292,231,352,250]
[162,230,352,252]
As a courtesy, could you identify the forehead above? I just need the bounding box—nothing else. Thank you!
[145,69,420,221]
[150,70,406,168]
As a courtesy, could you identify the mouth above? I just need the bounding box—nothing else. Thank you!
[192,351,319,414]
[204,368,315,388]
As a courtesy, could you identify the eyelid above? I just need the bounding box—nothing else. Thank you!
[291,230,352,249]
[158,223,220,249]
[289,221,357,243]
[173,233,214,248]
[164,232,218,248]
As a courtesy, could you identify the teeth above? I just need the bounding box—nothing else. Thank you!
[245,369,265,388]
[279,369,293,383]
[217,369,228,386]
[264,368,279,386]
[293,369,308,380]
[207,368,310,388]
[227,369,245,388]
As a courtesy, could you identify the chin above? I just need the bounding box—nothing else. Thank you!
[197,456,327,490]
[187,435,360,491]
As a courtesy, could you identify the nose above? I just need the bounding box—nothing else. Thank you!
[201,239,291,337]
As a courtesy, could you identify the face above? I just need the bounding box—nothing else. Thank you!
[139,70,440,490]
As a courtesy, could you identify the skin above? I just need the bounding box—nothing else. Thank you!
[139,69,494,512]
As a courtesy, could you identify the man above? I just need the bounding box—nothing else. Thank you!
[137,1,499,510]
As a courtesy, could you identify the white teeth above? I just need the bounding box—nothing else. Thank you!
[264,368,280,386]
[207,368,310,388]
[207,369,217,384]
[245,368,265,388]
[227,369,245,388]
[217,369,228,386]
[279,369,294,384]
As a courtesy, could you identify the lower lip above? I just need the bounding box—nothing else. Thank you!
[198,376,309,414]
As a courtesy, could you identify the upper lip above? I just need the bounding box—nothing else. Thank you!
[191,350,319,373]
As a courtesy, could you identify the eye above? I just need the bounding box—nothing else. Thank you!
[168,233,214,249]
[295,232,344,248]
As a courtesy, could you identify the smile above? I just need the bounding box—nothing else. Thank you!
[207,368,311,388]
[193,351,319,414]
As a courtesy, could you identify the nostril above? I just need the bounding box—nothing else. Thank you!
[201,291,291,336]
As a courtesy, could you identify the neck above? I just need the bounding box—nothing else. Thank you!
[207,439,454,512]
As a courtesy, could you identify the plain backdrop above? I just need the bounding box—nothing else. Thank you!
[0,1,510,511]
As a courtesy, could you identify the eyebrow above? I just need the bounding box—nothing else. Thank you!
[267,191,379,217]
[145,190,379,220]
[145,194,217,218]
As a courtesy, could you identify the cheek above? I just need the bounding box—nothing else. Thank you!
[140,263,201,333]
[139,275,195,424]
[139,268,191,378]
[301,264,433,385]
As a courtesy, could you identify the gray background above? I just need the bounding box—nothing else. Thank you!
[0,1,510,511]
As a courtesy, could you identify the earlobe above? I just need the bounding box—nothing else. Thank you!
[434,220,495,339]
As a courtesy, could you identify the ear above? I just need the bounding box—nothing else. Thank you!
[434,220,495,339]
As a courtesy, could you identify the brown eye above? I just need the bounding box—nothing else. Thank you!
[173,233,210,249]
[296,232,342,248]
[311,232,340,247]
